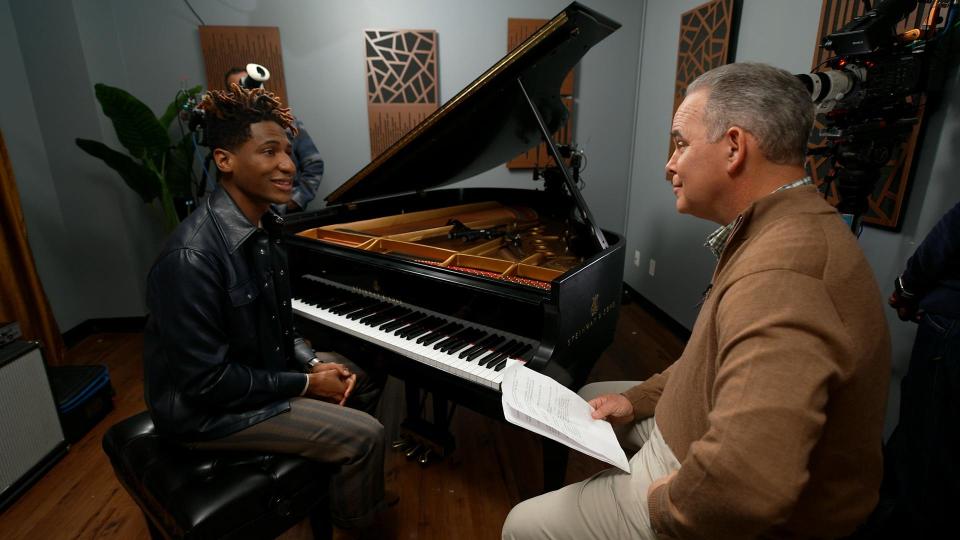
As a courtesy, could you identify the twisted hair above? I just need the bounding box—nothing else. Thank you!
[196,84,298,151]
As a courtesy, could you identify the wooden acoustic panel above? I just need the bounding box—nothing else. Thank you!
[199,26,288,106]
[806,0,936,230]
[506,18,576,170]
[365,30,440,159]
[670,0,738,160]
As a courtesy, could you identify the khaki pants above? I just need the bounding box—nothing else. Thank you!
[502,381,680,540]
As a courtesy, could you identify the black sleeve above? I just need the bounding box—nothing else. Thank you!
[901,200,960,297]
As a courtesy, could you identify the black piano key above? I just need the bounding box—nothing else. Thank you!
[477,339,517,367]
[308,291,346,308]
[443,328,486,354]
[467,335,505,362]
[411,320,453,342]
[397,315,436,338]
[510,343,533,360]
[493,358,511,371]
[460,334,502,359]
[380,312,423,332]
[356,303,395,324]
[347,301,388,320]
[340,301,380,318]
[364,306,408,326]
[329,298,366,315]
[482,340,527,368]
[433,327,472,351]
[419,323,461,346]
[400,317,443,339]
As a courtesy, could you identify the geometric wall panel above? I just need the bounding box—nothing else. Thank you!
[506,18,576,170]
[365,30,439,159]
[670,0,738,160]
[199,26,288,106]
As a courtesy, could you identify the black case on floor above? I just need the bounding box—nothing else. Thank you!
[47,364,115,442]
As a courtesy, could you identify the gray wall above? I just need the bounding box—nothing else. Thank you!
[1,0,644,331]
[4,0,956,435]
[623,0,960,436]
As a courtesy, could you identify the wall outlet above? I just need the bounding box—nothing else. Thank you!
[648,258,656,277]
[633,250,641,267]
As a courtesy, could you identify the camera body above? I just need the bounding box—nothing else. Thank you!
[796,0,954,230]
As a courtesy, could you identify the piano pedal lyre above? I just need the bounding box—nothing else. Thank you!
[404,443,422,459]
[396,418,455,467]
[391,436,413,452]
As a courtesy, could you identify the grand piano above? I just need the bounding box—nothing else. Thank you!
[283,2,624,489]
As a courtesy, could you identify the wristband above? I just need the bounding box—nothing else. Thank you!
[896,276,916,299]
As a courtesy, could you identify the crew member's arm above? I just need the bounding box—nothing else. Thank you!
[890,200,960,319]
[287,122,324,211]
[648,269,844,539]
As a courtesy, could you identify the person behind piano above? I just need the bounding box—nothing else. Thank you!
[502,62,890,539]
[143,85,393,535]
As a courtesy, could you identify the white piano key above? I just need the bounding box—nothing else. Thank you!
[292,277,534,392]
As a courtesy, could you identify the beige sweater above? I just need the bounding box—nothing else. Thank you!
[624,186,890,539]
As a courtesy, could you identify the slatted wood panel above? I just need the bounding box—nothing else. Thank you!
[506,18,576,170]
[199,26,288,106]
[0,300,683,539]
[365,30,440,159]
[670,0,738,159]
[807,0,940,230]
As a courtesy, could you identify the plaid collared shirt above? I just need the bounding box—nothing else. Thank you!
[705,177,813,259]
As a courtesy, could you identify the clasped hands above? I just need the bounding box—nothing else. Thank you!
[304,354,357,406]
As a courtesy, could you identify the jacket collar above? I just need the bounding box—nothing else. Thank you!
[208,187,282,254]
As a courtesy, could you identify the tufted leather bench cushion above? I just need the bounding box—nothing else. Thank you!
[102,411,332,540]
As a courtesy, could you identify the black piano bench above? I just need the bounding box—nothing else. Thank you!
[102,411,333,540]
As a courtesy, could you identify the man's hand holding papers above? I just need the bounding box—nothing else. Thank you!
[501,364,630,472]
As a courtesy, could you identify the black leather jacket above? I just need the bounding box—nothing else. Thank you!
[143,188,315,441]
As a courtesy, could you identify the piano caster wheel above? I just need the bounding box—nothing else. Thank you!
[418,448,433,466]
[404,444,422,460]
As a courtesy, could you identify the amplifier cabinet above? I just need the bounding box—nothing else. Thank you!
[0,341,68,512]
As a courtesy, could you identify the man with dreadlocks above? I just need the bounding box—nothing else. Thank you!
[143,85,392,533]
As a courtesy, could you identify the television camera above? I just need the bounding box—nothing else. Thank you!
[796,0,957,232]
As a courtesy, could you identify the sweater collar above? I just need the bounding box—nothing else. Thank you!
[704,177,815,259]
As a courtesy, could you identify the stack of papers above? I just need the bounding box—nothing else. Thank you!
[501,364,630,473]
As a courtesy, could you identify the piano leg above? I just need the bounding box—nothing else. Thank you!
[542,438,569,492]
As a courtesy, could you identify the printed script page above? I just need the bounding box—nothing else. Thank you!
[501,364,630,472]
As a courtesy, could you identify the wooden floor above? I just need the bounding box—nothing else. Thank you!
[0,299,683,539]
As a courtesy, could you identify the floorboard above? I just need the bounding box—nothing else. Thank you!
[0,300,683,539]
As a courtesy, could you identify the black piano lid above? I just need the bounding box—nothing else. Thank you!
[325,2,621,205]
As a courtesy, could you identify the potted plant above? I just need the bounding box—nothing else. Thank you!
[76,83,203,230]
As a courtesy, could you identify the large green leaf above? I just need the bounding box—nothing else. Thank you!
[159,84,203,129]
[94,83,169,160]
[75,138,161,203]
[164,133,197,197]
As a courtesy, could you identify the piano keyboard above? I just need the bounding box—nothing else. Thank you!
[292,275,533,390]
